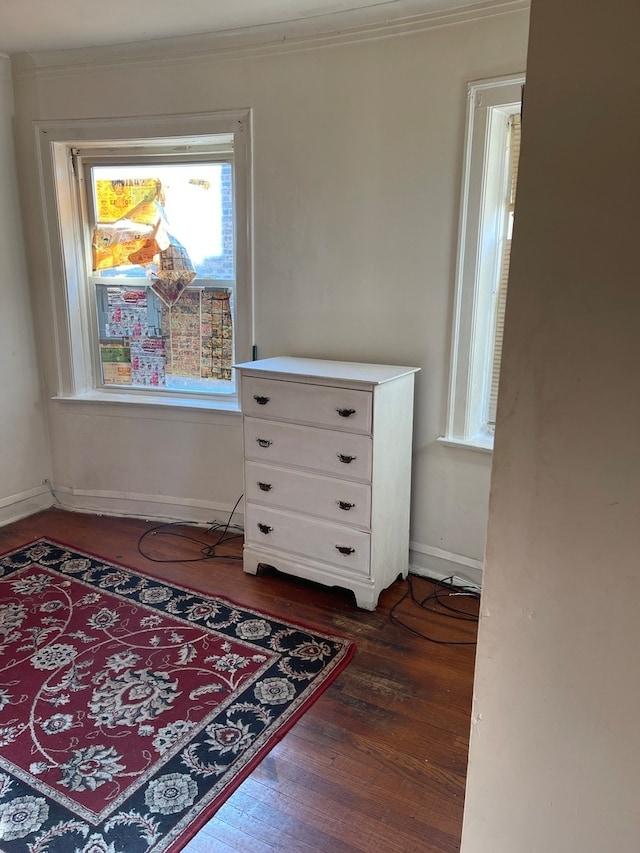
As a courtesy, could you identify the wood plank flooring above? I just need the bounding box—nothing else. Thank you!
[0,509,478,852]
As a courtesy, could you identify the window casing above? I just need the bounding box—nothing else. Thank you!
[442,75,523,452]
[36,111,252,408]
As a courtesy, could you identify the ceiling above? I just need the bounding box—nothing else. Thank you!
[0,0,488,56]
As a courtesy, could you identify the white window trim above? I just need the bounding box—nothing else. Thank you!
[35,110,253,411]
[441,74,524,453]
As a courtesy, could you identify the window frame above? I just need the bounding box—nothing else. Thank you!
[35,111,253,410]
[441,74,524,453]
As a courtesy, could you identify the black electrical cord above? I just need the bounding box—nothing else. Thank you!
[137,493,244,563]
[390,574,480,645]
[414,578,480,622]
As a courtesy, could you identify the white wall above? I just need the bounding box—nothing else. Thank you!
[0,55,52,523]
[10,8,529,570]
[461,0,640,850]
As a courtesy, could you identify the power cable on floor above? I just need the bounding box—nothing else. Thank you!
[390,574,480,645]
[136,493,244,563]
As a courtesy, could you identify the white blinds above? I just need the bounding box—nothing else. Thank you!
[487,113,521,427]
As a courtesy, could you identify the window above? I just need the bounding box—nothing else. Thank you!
[36,111,252,407]
[442,75,523,451]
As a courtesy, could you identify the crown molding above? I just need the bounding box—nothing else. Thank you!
[12,0,529,79]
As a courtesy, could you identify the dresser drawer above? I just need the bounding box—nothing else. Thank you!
[245,504,371,577]
[245,461,371,529]
[241,376,372,434]
[244,417,372,482]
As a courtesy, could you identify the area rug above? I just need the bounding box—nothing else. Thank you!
[0,539,355,852]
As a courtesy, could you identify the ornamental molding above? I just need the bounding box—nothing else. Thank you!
[11,0,529,80]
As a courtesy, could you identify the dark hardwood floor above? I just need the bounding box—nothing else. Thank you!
[0,509,478,853]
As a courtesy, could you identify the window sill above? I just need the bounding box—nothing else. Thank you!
[52,390,241,418]
[437,434,494,454]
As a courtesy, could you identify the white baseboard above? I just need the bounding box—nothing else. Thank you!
[3,486,481,592]
[50,485,245,530]
[0,485,55,526]
[409,541,483,588]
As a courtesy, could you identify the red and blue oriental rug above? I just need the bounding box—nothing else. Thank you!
[0,539,354,852]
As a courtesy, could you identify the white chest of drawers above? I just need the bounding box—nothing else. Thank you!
[235,357,419,610]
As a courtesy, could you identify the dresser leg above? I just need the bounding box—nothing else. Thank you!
[242,552,260,575]
[353,589,378,611]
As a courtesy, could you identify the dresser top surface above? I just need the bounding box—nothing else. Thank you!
[234,357,420,385]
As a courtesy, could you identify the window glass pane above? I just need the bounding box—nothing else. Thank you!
[90,162,235,394]
[91,163,234,280]
[96,284,234,393]
[486,112,521,427]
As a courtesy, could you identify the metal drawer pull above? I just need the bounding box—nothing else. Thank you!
[253,395,270,405]
[258,482,273,492]
[335,545,355,555]
[258,523,273,534]
[337,453,356,464]
[336,407,356,418]
[337,500,355,511]
[256,438,273,448]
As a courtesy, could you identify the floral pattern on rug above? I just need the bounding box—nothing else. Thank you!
[0,540,354,852]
